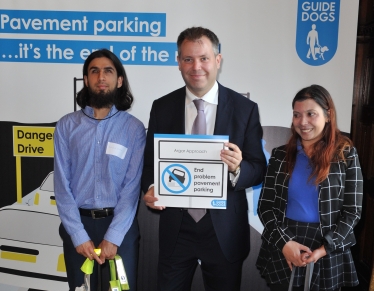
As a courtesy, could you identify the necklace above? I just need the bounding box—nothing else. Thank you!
[81,108,120,121]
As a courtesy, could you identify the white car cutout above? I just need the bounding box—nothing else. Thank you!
[21,171,58,215]
[0,172,68,290]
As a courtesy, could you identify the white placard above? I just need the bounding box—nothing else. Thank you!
[154,134,228,209]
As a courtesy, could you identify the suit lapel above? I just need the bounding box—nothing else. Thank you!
[170,88,186,134]
[214,84,233,135]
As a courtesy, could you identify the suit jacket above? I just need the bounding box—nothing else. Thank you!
[141,83,266,262]
[257,145,363,255]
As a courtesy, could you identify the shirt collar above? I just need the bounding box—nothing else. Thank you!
[296,139,307,156]
[82,105,118,119]
[185,81,219,105]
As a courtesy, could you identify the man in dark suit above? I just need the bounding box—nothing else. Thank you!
[141,26,266,291]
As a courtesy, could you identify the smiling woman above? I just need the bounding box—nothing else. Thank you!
[292,98,329,152]
[256,84,363,291]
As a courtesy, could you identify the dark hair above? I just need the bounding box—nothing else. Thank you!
[76,49,133,111]
[285,84,352,184]
[177,27,220,56]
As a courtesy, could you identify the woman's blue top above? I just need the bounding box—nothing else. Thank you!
[285,142,320,223]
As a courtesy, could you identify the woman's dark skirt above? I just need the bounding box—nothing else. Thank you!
[256,218,358,291]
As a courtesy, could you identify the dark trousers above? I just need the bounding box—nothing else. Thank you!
[157,211,243,291]
[269,283,341,291]
[59,215,139,291]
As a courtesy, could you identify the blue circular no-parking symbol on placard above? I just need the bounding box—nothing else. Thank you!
[161,164,191,194]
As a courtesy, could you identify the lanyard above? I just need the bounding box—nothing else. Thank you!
[79,249,130,291]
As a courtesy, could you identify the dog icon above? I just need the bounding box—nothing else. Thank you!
[315,45,329,60]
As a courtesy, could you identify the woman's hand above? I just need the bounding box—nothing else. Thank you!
[302,245,327,264]
[282,241,312,270]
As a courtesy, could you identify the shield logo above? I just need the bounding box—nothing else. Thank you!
[296,0,340,66]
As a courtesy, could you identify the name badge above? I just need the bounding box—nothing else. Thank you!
[106,142,127,159]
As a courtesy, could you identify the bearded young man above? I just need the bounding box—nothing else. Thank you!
[54,49,145,291]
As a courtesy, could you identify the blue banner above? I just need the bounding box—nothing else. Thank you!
[0,39,177,65]
[296,0,340,66]
[0,10,166,36]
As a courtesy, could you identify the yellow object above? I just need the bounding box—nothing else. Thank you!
[13,126,55,157]
[79,251,130,290]
[57,253,66,272]
[80,249,101,275]
[109,259,121,290]
[16,156,22,203]
[1,251,36,263]
[34,193,40,205]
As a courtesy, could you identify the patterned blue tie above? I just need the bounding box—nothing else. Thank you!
[188,99,207,222]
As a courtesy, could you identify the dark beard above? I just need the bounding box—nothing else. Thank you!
[87,86,117,109]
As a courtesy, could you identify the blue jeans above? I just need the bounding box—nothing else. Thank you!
[59,215,139,291]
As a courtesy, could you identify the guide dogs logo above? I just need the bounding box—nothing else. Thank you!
[296,0,340,66]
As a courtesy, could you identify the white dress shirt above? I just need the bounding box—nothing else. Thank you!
[184,82,218,135]
[184,81,240,186]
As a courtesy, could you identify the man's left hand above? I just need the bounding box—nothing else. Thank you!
[220,142,242,172]
[98,240,118,262]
